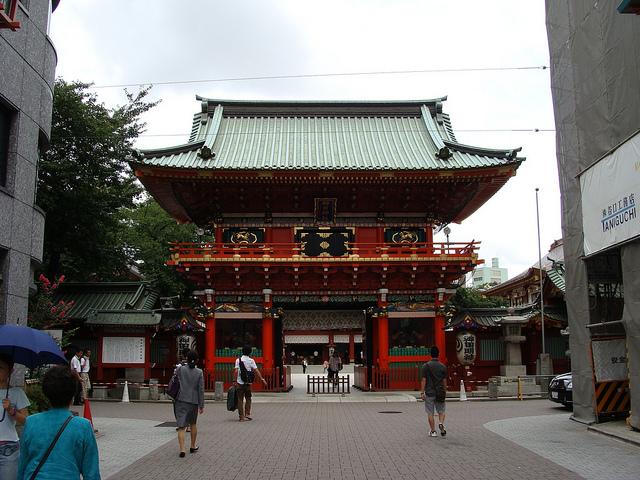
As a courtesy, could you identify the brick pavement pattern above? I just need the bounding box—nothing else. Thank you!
[99,400,584,480]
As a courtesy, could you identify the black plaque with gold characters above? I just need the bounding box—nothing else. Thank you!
[222,228,265,244]
[384,228,426,244]
[296,227,353,257]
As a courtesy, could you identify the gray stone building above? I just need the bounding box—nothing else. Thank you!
[546,1,640,427]
[0,0,60,325]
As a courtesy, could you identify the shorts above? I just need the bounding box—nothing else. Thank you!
[424,395,445,415]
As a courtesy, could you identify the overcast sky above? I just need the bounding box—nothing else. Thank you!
[49,0,562,281]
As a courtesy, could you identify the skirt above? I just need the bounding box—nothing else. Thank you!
[174,400,198,428]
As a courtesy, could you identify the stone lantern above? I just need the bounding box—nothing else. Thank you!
[498,307,528,377]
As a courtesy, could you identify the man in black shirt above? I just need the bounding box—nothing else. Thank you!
[420,346,447,437]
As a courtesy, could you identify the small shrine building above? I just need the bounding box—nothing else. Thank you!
[130,98,524,390]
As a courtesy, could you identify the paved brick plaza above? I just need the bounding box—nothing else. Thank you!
[85,399,636,480]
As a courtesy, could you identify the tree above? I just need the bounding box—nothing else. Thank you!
[447,287,508,309]
[120,198,198,297]
[38,80,158,280]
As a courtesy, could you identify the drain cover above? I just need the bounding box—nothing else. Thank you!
[155,421,177,427]
[378,411,402,414]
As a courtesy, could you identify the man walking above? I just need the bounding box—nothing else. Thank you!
[234,346,267,422]
[420,346,447,437]
[80,349,92,400]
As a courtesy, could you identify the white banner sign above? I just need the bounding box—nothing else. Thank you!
[591,339,628,382]
[102,337,145,364]
[580,131,640,255]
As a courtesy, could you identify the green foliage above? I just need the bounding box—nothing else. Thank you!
[28,274,78,346]
[38,80,158,281]
[119,198,197,297]
[447,287,508,309]
[25,382,51,414]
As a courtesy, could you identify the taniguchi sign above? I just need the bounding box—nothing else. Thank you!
[580,131,640,256]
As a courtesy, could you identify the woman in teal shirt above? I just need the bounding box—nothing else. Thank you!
[18,365,100,480]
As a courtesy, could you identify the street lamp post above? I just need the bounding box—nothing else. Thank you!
[535,188,545,355]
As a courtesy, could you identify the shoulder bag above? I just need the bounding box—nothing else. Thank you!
[29,415,73,480]
[167,366,181,399]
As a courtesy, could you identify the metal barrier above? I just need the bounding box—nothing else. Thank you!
[307,375,351,395]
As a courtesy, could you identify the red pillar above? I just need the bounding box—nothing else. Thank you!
[203,289,216,377]
[377,289,389,369]
[349,333,355,363]
[262,289,274,369]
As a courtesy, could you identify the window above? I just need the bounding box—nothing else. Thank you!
[216,318,263,351]
[0,102,13,187]
[480,339,505,361]
[388,317,433,351]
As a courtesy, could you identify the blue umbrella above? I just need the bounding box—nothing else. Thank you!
[0,324,68,422]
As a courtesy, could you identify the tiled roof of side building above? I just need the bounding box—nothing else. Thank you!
[54,282,159,320]
[135,98,524,172]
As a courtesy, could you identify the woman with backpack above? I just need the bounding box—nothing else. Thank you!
[174,351,204,457]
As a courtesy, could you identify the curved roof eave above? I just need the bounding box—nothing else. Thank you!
[194,96,449,106]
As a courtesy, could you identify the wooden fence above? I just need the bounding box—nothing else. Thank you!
[307,375,351,395]
[353,366,422,391]
[205,366,291,392]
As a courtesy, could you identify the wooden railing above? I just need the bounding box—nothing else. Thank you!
[169,241,479,262]
[353,366,423,391]
[205,366,291,392]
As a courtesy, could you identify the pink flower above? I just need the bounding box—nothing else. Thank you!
[50,307,57,314]
[58,275,65,283]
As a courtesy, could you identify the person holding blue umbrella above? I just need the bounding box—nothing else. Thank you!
[0,324,68,480]
[0,353,30,480]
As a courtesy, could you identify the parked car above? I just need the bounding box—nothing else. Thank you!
[548,372,572,407]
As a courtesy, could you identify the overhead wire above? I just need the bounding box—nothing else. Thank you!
[92,65,549,89]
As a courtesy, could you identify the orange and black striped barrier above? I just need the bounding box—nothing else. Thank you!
[595,380,630,418]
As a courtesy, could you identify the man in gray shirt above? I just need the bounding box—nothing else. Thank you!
[420,346,447,437]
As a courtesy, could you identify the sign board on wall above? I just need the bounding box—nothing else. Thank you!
[580,130,640,256]
[102,337,145,364]
[591,339,628,382]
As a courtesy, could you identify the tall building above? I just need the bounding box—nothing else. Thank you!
[131,97,523,390]
[546,1,639,426]
[471,257,508,288]
[0,1,60,325]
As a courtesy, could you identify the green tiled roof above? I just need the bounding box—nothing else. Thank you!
[449,304,567,329]
[138,98,523,171]
[54,282,159,320]
[547,262,566,293]
[85,310,162,326]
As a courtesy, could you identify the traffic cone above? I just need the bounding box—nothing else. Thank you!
[459,380,468,401]
[83,398,97,432]
[121,381,130,403]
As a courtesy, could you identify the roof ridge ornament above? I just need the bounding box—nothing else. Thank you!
[198,145,215,160]
[436,146,452,160]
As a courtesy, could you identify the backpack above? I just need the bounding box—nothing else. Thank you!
[238,356,255,384]
[425,362,446,403]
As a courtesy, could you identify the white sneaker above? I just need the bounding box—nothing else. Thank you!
[429,431,438,437]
